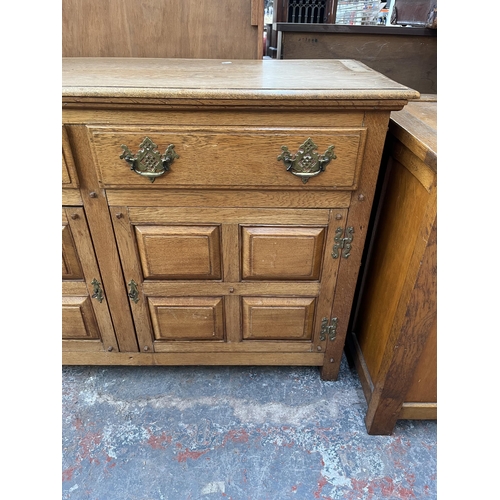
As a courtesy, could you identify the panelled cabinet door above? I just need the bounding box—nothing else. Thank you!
[111,206,347,355]
[62,208,119,352]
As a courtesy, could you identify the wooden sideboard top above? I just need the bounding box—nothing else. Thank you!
[389,100,437,172]
[62,58,419,106]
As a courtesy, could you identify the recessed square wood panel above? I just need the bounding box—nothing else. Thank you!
[135,225,221,280]
[241,226,325,281]
[62,296,100,340]
[62,224,83,280]
[148,297,225,341]
[242,297,316,340]
[62,125,79,187]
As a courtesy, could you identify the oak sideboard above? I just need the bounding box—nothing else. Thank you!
[62,58,418,380]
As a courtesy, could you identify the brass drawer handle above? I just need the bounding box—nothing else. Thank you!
[120,137,179,183]
[277,138,336,184]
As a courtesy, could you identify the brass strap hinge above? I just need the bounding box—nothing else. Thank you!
[320,317,338,341]
[332,227,354,259]
[90,278,104,303]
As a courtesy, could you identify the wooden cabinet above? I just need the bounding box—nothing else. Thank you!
[62,58,418,380]
[347,99,437,432]
[62,207,119,353]
[62,0,264,60]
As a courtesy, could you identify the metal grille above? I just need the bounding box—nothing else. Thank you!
[287,0,328,24]
[335,0,379,25]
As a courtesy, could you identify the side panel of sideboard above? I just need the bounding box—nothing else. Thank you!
[347,100,437,434]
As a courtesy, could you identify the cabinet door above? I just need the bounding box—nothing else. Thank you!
[111,206,347,356]
[62,208,119,353]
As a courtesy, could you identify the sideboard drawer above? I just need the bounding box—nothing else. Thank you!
[88,125,367,190]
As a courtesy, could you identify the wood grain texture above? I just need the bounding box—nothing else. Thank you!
[62,216,83,280]
[356,161,429,380]
[364,216,436,434]
[88,125,366,190]
[389,101,437,172]
[62,58,419,103]
[62,351,325,366]
[135,225,222,280]
[242,297,316,340]
[106,189,351,209]
[64,127,139,352]
[62,126,79,188]
[63,207,119,352]
[320,111,391,381]
[110,206,154,352]
[241,226,326,280]
[63,0,262,59]
[148,296,225,341]
[347,100,437,434]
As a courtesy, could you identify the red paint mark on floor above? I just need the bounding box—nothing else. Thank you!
[62,466,77,482]
[176,448,209,462]
[291,485,298,492]
[146,429,172,450]
[314,475,328,498]
[79,432,103,463]
[223,429,249,445]
[348,477,416,499]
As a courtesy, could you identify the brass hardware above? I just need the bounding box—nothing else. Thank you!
[335,213,342,220]
[229,287,234,293]
[90,278,104,303]
[70,213,79,220]
[116,213,123,219]
[89,192,97,198]
[128,279,139,303]
[144,346,149,351]
[120,137,179,182]
[320,317,338,342]
[330,358,334,363]
[277,138,336,184]
[107,346,113,352]
[332,227,354,259]
[358,194,365,201]
[317,346,322,351]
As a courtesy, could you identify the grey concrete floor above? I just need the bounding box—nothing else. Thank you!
[62,355,437,499]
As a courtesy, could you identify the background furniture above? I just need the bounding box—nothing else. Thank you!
[268,0,437,95]
[62,58,418,379]
[347,97,437,434]
[271,24,436,94]
[62,0,265,59]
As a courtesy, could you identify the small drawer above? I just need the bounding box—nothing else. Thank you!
[87,125,367,190]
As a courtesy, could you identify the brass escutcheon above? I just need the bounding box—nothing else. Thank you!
[128,279,139,303]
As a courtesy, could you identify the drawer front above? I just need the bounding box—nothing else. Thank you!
[88,125,366,190]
